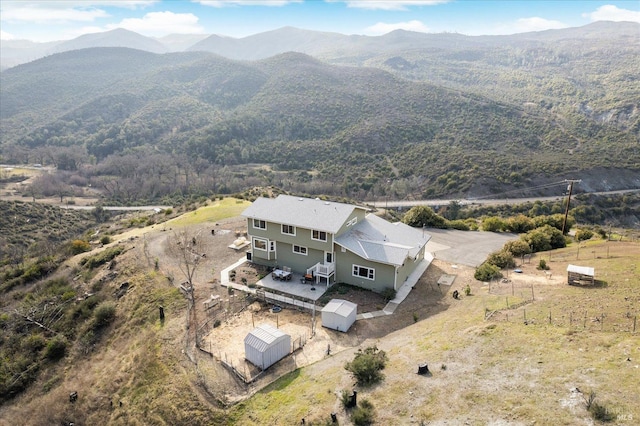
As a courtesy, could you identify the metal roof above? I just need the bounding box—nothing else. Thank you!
[335,214,431,266]
[244,323,289,352]
[242,194,367,234]
[321,299,357,317]
[567,264,595,277]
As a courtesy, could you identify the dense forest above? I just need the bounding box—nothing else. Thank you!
[1,23,638,205]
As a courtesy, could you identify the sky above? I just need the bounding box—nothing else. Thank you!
[1,0,639,43]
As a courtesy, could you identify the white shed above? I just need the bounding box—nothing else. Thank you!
[244,323,291,370]
[321,299,357,332]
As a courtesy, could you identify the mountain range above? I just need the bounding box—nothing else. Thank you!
[1,22,638,203]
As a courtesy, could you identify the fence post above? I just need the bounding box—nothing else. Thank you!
[634,316,637,333]
[548,311,551,324]
[531,284,535,301]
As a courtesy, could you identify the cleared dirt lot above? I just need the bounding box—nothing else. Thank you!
[142,217,517,398]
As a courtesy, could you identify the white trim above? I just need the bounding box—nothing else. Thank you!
[293,245,308,255]
[253,219,266,230]
[281,224,296,236]
[253,237,268,251]
[312,229,328,242]
[352,264,375,280]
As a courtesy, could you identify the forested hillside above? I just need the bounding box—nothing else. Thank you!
[1,22,638,204]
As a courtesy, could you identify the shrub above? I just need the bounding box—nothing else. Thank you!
[100,235,112,245]
[351,399,375,426]
[447,219,470,231]
[380,287,396,302]
[474,263,502,281]
[482,216,506,232]
[340,389,351,409]
[80,245,124,269]
[403,206,447,228]
[70,239,91,255]
[575,228,594,241]
[44,336,67,361]
[486,250,516,269]
[345,346,388,386]
[93,301,116,328]
[537,259,550,270]
[505,214,535,233]
[522,225,566,252]
[503,240,531,258]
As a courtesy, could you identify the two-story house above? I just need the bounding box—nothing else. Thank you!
[242,195,431,293]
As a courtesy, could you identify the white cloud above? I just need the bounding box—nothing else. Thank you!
[1,5,110,23]
[106,11,205,36]
[196,0,301,7]
[364,20,430,35]
[0,1,157,23]
[512,17,568,32]
[583,5,640,23]
[343,0,449,11]
[1,30,16,40]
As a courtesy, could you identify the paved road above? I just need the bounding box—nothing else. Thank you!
[369,188,640,209]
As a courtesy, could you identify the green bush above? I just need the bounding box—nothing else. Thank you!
[447,219,470,230]
[80,245,124,269]
[537,259,550,270]
[44,336,67,361]
[100,235,112,245]
[474,263,502,281]
[503,240,531,258]
[403,206,447,228]
[486,250,516,269]
[575,228,594,241]
[522,225,566,252]
[380,287,396,302]
[482,217,506,232]
[345,346,388,386]
[351,399,375,426]
[93,301,116,328]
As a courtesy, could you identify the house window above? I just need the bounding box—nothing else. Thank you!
[269,241,276,252]
[282,224,295,235]
[293,245,307,255]
[353,264,375,280]
[253,238,267,251]
[253,219,266,230]
[312,230,327,241]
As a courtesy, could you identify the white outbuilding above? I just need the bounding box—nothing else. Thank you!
[321,299,357,332]
[244,323,291,370]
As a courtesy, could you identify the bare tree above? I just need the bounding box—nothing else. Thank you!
[167,229,207,363]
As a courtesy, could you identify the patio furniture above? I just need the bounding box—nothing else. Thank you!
[272,268,292,281]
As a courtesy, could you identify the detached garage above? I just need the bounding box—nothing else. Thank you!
[322,299,357,332]
[244,323,291,370]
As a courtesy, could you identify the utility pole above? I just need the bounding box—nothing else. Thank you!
[562,179,581,235]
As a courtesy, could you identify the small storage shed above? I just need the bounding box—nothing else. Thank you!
[244,323,291,370]
[567,264,595,286]
[321,299,357,332]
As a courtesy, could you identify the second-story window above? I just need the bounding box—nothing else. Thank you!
[253,219,266,229]
[312,230,327,241]
[282,224,295,235]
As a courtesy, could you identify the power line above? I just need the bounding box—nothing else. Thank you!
[471,180,569,200]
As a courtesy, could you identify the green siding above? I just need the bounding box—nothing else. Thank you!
[334,247,396,293]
